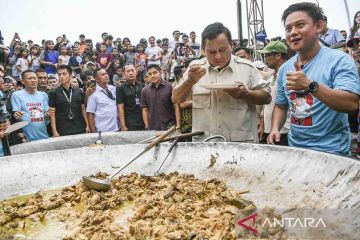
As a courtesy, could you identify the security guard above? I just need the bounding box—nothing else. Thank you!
[172,22,271,142]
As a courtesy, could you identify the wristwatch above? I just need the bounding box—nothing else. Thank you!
[307,81,319,93]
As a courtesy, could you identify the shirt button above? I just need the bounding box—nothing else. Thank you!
[218,111,221,114]
[219,98,221,102]
[218,125,221,128]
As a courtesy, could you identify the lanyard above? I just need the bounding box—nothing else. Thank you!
[102,89,115,100]
[129,84,139,96]
[62,89,72,105]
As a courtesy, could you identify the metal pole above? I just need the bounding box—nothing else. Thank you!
[343,0,351,28]
[237,0,244,45]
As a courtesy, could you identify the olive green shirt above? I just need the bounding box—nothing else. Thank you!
[181,55,271,142]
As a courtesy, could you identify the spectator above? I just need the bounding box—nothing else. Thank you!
[124,45,136,66]
[11,70,51,141]
[111,48,124,69]
[319,15,345,47]
[16,48,29,79]
[106,35,114,53]
[340,30,347,40]
[35,69,48,93]
[79,34,86,54]
[258,41,290,145]
[169,30,181,50]
[28,44,41,71]
[87,68,118,132]
[40,40,59,75]
[234,46,253,61]
[145,36,162,66]
[117,64,145,131]
[156,39,162,48]
[68,46,83,76]
[141,64,180,130]
[96,32,108,52]
[267,2,360,156]
[189,31,201,56]
[49,65,89,137]
[112,67,125,87]
[160,43,172,81]
[47,75,58,91]
[58,45,70,65]
[9,44,21,80]
[172,22,271,142]
[97,43,113,79]
[121,38,131,54]
[134,44,147,83]
[348,11,360,41]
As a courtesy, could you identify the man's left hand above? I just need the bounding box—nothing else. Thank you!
[285,61,312,91]
[223,84,249,99]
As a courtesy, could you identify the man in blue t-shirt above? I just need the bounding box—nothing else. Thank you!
[267,2,360,156]
[11,70,52,141]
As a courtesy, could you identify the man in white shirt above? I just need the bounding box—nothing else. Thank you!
[86,68,119,132]
[145,36,162,66]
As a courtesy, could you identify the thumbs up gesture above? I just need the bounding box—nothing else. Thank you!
[285,61,312,91]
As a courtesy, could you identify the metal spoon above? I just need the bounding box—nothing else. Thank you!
[95,131,103,145]
[82,126,177,191]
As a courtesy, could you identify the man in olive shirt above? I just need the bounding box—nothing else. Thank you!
[172,22,271,142]
[49,65,89,136]
[116,64,145,131]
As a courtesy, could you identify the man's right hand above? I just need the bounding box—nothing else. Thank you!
[187,64,206,84]
[85,86,96,98]
[121,126,128,131]
[13,111,24,120]
[267,129,281,144]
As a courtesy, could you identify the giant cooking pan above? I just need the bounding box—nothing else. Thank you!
[0,143,359,239]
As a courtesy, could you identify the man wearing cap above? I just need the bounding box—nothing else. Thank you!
[319,15,345,47]
[268,2,360,156]
[258,41,290,145]
[172,22,271,142]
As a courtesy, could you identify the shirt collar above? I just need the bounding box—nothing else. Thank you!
[96,83,107,92]
[150,79,166,88]
[124,80,138,86]
[60,84,72,92]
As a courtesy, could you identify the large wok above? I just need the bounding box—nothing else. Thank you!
[0,142,359,239]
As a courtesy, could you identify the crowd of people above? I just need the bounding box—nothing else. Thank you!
[0,2,359,158]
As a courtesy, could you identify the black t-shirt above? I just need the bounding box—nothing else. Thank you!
[116,81,144,130]
[48,86,86,135]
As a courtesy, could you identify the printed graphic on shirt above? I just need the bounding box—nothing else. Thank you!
[27,103,44,122]
[100,57,108,66]
[289,92,313,126]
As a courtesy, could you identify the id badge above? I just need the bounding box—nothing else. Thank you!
[135,97,140,105]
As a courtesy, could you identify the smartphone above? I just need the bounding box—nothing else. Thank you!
[87,79,96,88]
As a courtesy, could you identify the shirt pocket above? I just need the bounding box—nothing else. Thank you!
[229,97,248,110]
[193,86,211,109]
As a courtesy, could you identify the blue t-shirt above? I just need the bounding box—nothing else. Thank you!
[44,51,59,74]
[276,46,360,155]
[11,90,49,141]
